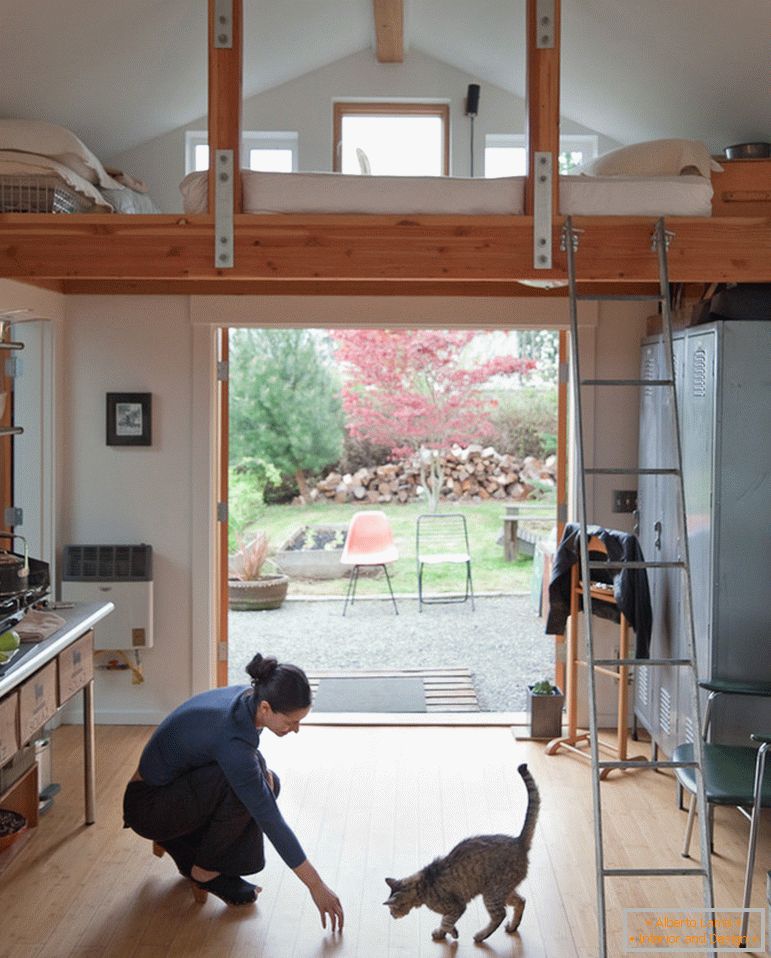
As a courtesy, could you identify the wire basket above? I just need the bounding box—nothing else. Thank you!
[0,175,95,213]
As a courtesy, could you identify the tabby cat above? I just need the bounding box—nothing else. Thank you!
[383,763,540,943]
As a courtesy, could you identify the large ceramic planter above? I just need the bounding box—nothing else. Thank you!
[527,685,565,739]
[228,574,289,611]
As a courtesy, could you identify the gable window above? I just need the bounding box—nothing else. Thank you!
[484,134,598,178]
[333,102,449,176]
[185,131,298,174]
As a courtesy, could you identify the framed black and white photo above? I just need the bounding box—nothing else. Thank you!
[106,392,152,446]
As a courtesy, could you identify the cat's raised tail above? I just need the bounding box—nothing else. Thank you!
[516,763,541,851]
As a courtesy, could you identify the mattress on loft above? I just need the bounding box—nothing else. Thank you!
[180,169,714,217]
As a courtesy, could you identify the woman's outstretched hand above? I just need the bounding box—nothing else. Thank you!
[310,880,344,931]
[294,860,344,932]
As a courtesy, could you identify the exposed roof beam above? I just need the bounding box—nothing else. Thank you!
[373,0,403,63]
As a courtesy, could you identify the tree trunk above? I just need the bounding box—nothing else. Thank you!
[295,468,309,500]
[418,447,444,513]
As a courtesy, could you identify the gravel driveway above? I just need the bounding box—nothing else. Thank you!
[228,593,554,711]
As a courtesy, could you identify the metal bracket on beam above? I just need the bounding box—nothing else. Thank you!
[214,149,234,269]
[533,151,553,269]
[651,226,676,252]
[535,0,556,48]
[213,0,233,48]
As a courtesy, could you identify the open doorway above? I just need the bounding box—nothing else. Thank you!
[219,326,568,718]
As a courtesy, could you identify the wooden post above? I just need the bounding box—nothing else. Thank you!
[525,0,560,216]
[217,328,229,687]
[208,0,243,213]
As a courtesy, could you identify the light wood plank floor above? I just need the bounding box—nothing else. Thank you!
[0,724,767,958]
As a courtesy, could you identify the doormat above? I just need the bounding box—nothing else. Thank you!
[306,668,480,713]
[312,676,426,712]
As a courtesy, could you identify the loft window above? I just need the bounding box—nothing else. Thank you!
[484,134,598,177]
[333,102,450,176]
[185,131,298,174]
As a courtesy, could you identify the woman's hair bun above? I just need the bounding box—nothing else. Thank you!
[245,653,279,684]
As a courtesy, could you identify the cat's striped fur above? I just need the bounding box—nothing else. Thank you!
[383,763,540,942]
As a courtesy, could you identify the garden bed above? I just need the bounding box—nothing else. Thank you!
[275,525,348,579]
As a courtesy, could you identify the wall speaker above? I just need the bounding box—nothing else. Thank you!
[465,83,480,117]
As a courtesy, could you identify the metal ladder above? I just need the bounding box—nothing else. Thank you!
[562,217,715,958]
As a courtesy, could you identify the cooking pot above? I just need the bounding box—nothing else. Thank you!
[0,533,28,596]
[724,142,770,160]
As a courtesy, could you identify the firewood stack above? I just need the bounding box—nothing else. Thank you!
[303,445,556,505]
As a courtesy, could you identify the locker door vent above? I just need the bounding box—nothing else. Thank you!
[691,348,708,398]
[658,686,672,736]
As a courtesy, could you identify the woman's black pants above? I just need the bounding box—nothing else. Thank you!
[123,759,280,878]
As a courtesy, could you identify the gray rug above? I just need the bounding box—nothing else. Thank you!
[312,676,426,712]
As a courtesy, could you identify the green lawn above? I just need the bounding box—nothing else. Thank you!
[254,500,554,597]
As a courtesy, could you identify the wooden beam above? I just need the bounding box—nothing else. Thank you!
[0,214,769,285]
[208,0,243,213]
[525,0,560,216]
[373,0,403,63]
[56,278,661,298]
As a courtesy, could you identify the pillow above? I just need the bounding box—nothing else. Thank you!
[576,139,723,179]
[0,119,121,188]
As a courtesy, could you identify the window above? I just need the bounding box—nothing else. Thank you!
[484,134,598,178]
[333,103,449,176]
[184,131,298,174]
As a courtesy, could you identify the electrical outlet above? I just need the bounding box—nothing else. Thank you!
[612,489,637,513]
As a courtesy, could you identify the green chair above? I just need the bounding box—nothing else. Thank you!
[672,679,771,945]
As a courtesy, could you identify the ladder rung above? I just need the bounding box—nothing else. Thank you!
[587,560,685,570]
[575,294,666,302]
[597,759,698,771]
[581,378,674,387]
[593,657,691,667]
[603,867,707,878]
[585,467,679,475]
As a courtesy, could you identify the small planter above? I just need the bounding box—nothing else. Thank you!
[228,574,289,611]
[527,684,565,739]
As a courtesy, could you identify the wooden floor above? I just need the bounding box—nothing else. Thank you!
[0,724,767,958]
[306,667,480,712]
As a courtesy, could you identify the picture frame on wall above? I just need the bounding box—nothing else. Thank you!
[106,392,152,446]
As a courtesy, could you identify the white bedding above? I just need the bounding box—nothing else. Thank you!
[0,151,113,211]
[179,169,714,217]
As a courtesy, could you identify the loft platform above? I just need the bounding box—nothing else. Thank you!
[1,213,769,296]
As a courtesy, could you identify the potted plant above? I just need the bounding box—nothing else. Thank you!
[228,532,289,611]
[527,678,565,739]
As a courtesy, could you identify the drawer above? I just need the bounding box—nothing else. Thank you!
[19,662,57,744]
[0,692,18,764]
[58,631,94,705]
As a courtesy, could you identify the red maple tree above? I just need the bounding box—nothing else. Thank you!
[333,330,537,510]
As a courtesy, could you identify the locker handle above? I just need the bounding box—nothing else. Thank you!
[654,521,662,551]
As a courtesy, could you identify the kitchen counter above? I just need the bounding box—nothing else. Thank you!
[0,602,114,695]
[0,601,113,837]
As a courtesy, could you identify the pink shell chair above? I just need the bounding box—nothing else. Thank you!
[340,511,399,615]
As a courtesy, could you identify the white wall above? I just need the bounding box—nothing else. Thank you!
[59,296,201,722]
[108,48,620,213]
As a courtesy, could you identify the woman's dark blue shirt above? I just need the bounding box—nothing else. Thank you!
[138,685,306,868]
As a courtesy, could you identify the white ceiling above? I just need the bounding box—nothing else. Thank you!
[0,0,768,159]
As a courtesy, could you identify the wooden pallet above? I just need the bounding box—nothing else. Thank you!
[305,667,479,712]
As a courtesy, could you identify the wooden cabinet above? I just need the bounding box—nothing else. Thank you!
[711,158,771,217]
[18,661,57,744]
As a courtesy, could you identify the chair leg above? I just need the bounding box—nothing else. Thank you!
[382,564,399,615]
[418,563,424,612]
[466,561,475,610]
[739,743,768,944]
[343,566,360,616]
[682,792,697,858]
